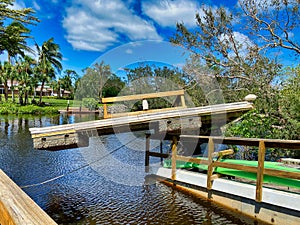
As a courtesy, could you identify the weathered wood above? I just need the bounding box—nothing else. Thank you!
[103,103,108,119]
[145,133,150,173]
[256,141,266,202]
[175,155,209,165]
[0,169,57,225]
[148,151,169,158]
[102,90,185,103]
[180,135,300,150]
[102,90,186,118]
[171,136,178,180]
[30,102,254,150]
[207,138,215,190]
[213,149,234,159]
[106,106,185,119]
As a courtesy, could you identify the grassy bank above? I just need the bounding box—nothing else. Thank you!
[0,97,73,115]
[0,97,102,115]
[0,101,59,114]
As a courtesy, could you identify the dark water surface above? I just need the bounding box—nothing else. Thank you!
[0,114,262,225]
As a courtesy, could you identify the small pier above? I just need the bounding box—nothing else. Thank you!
[29,101,254,150]
[146,135,300,225]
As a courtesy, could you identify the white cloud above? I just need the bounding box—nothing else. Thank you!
[125,49,133,54]
[142,0,200,27]
[32,1,41,11]
[9,0,26,10]
[63,0,162,51]
[219,32,254,57]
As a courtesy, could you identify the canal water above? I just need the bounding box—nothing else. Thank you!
[0,114,263,225]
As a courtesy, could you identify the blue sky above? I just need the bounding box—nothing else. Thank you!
[5,0,299,78]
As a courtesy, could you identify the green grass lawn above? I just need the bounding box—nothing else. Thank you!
[0,95,103,114]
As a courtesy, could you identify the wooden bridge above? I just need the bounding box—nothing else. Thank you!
[30,100,254,150]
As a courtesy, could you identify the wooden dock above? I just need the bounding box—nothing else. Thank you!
[0,169,57,225]
[29,101,254,150]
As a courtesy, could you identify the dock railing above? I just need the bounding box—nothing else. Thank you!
[146,135,300,202]
[101,90,186,119]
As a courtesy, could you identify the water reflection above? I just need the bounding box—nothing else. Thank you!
[0,114,263,225]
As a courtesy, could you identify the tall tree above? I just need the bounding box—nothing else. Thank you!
[0,61,13,101]
[60,69,78,98]
[0,0,38,57]
[16,55,36,105]
[170,1,299,142]
[75,61,112,101]
[94,61,111,101]
[36,38,62,104]
[239,0,300,55]
[1,21,33,63]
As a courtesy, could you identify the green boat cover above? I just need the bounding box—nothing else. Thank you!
[163,158,300,189]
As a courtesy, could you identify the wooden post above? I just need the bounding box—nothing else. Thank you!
[103,103,108,119]
[145,133,150,173]
[256,140,266,202]
[180,94,186,107]
[160,140,163,165]
[171,136,178,180]
[207,138,215,190]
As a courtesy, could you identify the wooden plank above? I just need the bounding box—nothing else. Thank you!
[148,152,169,158]
[207,138,215,190]
[103,103,108,119]
[180,135,300,150]
[102,90,185,103]
[32,129,76,138]
[0,170,57,225]
[107,106,186,118]
[180,94,186,107]
[30,102,254,135]
[145,133,150,173]
[256,141,266,202]
[171,136,178,180]
[175,155,209,165]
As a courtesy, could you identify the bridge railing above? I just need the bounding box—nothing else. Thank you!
[146,135,300,202]
[101,90,186,119]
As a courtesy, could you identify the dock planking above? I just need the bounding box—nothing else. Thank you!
[30,101,254,150]
[0,169,57,225]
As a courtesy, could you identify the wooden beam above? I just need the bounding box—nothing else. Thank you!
[175,155,209,165]
[102,90,185,103]
[103,103,108,119]
[207,138,215,190]
[106,106,186,119]
[180,135,300,150]
[171,136,178,181]
[256,141,266,202]
[145,133,150,173]
[0,170,57,225]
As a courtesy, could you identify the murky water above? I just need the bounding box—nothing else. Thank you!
[0,114,262,224]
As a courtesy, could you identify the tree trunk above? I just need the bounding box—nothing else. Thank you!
[19,93,23,105]
[4,82,8,101]
[39,80,45,104]
[24,90,28,105]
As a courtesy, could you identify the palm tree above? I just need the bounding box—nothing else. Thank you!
[60,69,78,98]
[0,1,38,54]
[1,21,33,64]
[36,37,62,104]
[0,61,13,101]
[16,56,36,105]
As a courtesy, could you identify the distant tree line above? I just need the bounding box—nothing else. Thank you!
[0,0,78,105]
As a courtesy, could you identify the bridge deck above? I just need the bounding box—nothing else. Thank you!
[30,101,254,150]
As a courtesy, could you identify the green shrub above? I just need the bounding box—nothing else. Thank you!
[0,102,59,115]
[82,98,98,111]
